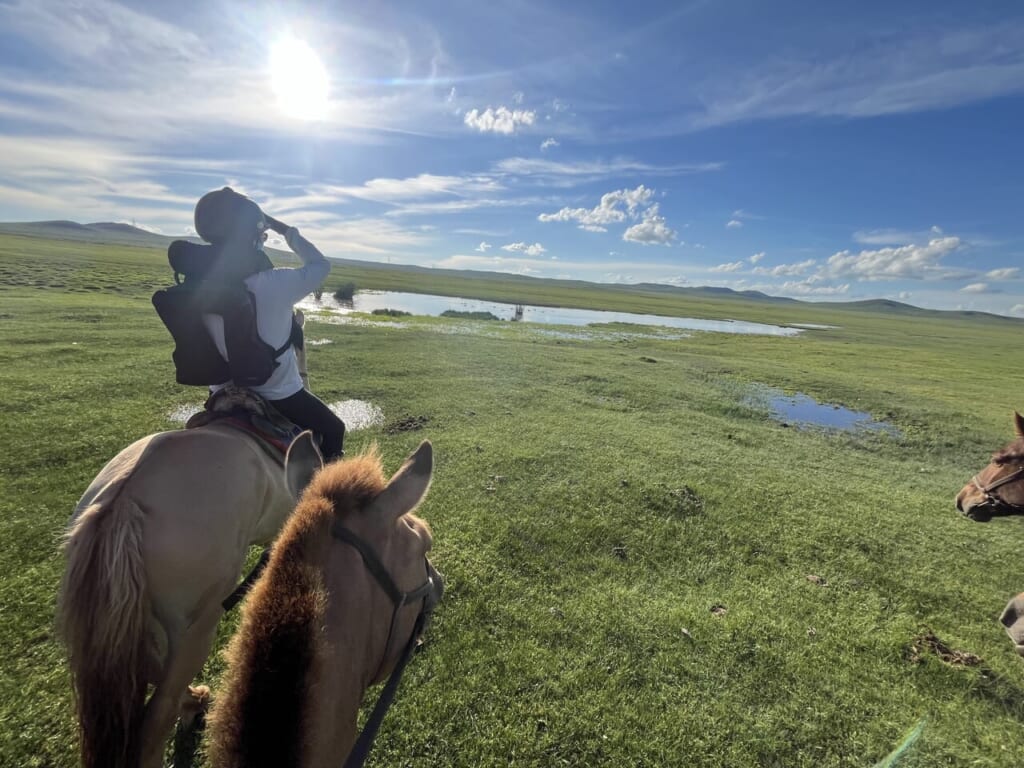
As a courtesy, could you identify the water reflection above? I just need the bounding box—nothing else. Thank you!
[749,386,898,434]
[298,290,801,336]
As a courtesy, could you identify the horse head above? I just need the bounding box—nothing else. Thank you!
[956,412,1024,521]
[209,440,444,768]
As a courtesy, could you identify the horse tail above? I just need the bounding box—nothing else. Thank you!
[56,492,149,768]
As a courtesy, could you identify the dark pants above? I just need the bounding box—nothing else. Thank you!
[270,388,346,461]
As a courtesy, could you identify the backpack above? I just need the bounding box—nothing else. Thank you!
[152,240,294,387]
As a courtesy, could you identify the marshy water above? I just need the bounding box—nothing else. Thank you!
[167,399,384,430]
[298,290,804,336]
[750,385,898,434]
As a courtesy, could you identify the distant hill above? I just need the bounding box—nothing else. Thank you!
[0,220,193,248]
[2,219,1021,325]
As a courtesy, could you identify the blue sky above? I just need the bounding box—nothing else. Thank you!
[1,0,1022,314]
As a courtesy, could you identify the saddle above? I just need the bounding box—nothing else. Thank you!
[185,386,305,462]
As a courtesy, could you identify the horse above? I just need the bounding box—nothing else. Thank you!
[56,410,324,768]
[207,440,443,768]
[956,410,1024,656]
[955,411,1024,522]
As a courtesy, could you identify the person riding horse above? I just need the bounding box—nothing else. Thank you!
[193,187,346,460]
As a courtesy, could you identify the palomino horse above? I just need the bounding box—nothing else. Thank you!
[956,411,1024,655]
[56,418,323,768]
[208,441,443,768]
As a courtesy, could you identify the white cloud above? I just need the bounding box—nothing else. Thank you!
[711,261,745,272]
[960,282,990,293]
[853,226,948,246]
[726,219,743,229]
[446,87,457,103]
[824,237,964,280]
[464,106,536,135]
[494,157,723,182]
[749,252,765,263]
[539,185,655,230]
[512,91,524,105]
[986,267,1020,279]
[753,259,817,277]
[318,173,503,203]
[475,241,491,252]
[778,278,850,296]
[1012,305,1024,316]
[623,204,677,245]
[540,138,559,151]
[501,241,547,256]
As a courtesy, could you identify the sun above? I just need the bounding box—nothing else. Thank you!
[269,37,329,120]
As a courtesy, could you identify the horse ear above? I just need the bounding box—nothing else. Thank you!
[285,431,323,499]
[371,441,433,522]
[1015,412,1024,439]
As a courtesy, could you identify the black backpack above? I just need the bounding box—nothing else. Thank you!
[152,241,294,387]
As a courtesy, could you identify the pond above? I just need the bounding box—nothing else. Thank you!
[298,291,803,336]
[749,386,898,434]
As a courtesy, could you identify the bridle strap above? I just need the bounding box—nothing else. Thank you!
[330,521,435,768]
[342,612,426,768]
[972,467,1024,509]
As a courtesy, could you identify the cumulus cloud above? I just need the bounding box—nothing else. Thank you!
[960,282,990,293]
[726,219,743,229]
[986,267,1020,280]
[502,241,547,256]
[778,278,850,296]
[749,252,765,263]
[711,261,745,272]
[464,106,536,134]
[540,137,559,151]
[824,237,964,280]
[753,259,817,277]
[623,204,677,245]
[475,241,491,252]
[538,185,657,233]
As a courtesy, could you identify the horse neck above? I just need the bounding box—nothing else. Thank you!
[301,539,386,767]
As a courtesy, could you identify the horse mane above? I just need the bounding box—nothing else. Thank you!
[208,447,388,768]
[993,439,1024,465]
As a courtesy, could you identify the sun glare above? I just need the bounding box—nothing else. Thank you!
[269,37,329,120]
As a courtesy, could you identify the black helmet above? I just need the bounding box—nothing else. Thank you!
[194,187,263,244]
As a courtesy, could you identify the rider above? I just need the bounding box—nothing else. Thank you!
[193,186,346,461]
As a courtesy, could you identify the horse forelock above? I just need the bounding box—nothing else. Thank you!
[304,446,388,520]
[993,439,1024,465]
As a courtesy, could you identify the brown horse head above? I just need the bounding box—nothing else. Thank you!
[956,411,1024,521]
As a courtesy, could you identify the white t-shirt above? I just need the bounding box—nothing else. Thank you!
[203,227,330,400]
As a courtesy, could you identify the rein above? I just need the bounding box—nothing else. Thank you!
[971,466,1024,511]
[331,521,437,768]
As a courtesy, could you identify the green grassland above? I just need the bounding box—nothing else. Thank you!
[2,232,1024,767]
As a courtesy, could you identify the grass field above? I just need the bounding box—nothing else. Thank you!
[2,232,1024,767]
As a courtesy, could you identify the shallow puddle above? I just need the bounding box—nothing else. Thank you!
[168,398,385,432]
[305,338,334,346]
[749,386,898,434]
[167,403,203,423]
[328,399,385,430]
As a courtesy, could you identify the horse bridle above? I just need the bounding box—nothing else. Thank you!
[971,466,1024,512]
[330,520,440,768]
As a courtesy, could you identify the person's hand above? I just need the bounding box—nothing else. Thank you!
[263,214,290,235]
